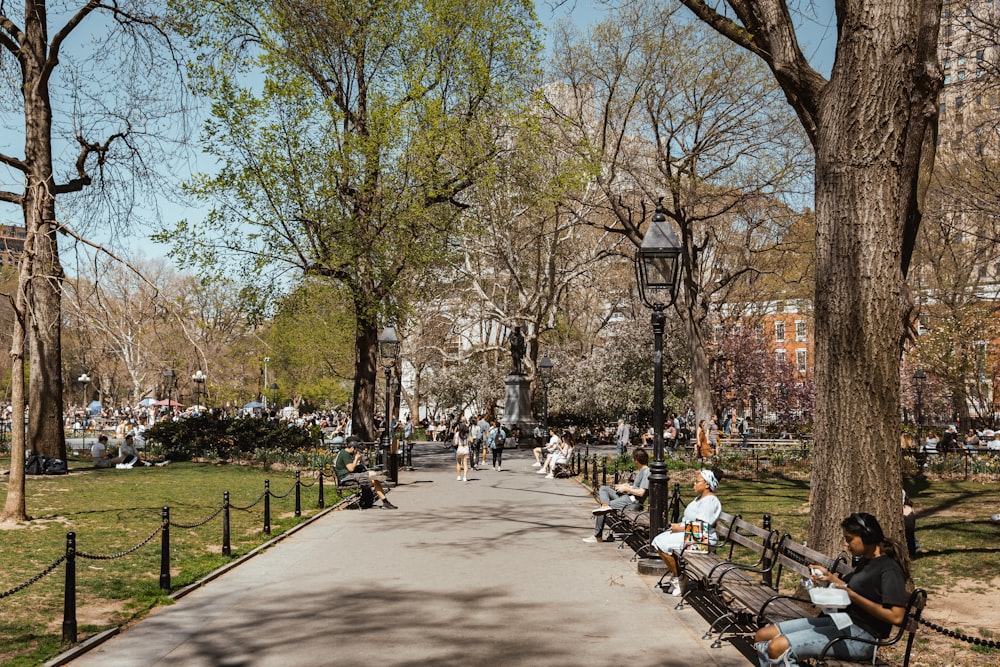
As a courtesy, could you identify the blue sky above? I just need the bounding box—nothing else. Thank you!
[1,1,837,264]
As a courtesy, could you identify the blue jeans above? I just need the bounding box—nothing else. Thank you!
[594,486,640,536]
[756,616,877,666]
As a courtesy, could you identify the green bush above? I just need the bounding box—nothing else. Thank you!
[144,415,319,462]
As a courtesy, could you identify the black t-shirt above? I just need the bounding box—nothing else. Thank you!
[843,555,909,638]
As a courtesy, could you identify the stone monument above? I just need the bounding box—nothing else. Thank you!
[501,326,538,441]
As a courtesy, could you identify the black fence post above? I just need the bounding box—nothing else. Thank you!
[582,453,588,478]
[613,458,620,484]
[222,492,231,558]
[601,457,607,486]
[318,471,325,508]
[671,483,681,523]
[761,513,773,587]
[62,532,77,643]
[159,507,170,590]
[294,471,302,517]
[264,480,271,535]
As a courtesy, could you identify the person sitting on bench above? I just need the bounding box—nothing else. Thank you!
[752,512,909,667]
[333,436,397,509]
[652,469,722,596]
[583,447,649,543]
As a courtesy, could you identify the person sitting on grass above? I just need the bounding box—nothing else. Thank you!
[333,436,397,509]
[583,447,649,543]
[91,435,124,468]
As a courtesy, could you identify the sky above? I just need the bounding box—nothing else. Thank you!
[1,1,837,267]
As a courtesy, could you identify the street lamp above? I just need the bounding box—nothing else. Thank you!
[263,356,271,409]
[270,382,279,411]
[379,322,401,483]
[163,368,176,420]
[635,198,682,563]
[192,370,207,410]
[538,353,554,430]
[77,372,91,449]
[914,369,926,448]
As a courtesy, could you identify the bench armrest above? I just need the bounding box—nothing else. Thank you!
[756,592,811,624]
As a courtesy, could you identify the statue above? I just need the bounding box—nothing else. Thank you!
[509,326,526,375]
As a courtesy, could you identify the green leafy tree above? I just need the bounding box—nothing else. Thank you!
[165,0,542,442]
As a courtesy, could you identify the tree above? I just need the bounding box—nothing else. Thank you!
[549,4,810,432]
[167,0,542,442]
[1,2,187,523]
[679,0,943,554]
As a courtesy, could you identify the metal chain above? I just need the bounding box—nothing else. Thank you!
[298,476,319,488]
[77,524,163,561]
[918,618,1000,648]
[230,492,267,511]
[170,505,225,529]
[268,483,296,500]
[0,554,67,599]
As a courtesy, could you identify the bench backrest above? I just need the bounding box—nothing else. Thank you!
[773,534,842,592]
[724,517,779,578]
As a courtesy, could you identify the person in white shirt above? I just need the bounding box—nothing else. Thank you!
[533,428,560,467]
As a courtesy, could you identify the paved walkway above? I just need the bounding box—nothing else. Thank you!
[65,444,750,667]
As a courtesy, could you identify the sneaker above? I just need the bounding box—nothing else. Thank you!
[536,468,548,474]
[670,577,682,597]
[545,473,554,479]
[382,500,397,510]
[532,461,542,467]
[462,477,468,482]
[592,505,615,516]
[457,476,462,480]
[582,535,603,543]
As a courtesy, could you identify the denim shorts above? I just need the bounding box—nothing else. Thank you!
[758,616,877,665]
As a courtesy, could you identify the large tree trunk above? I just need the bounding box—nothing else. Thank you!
[679,0,942,556]
[350,321,378,443]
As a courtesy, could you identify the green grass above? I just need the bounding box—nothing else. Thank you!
[0,456,348,666]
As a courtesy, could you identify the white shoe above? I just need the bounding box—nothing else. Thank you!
[532,462,542,467]
[582,535,602,544]
[457,476,462,480]
[545,473,554,479]
[462,477,467,482]
[670,577,682,596]
[537,468,547,474]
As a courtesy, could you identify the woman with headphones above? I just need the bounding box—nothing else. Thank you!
[753,512,910,666]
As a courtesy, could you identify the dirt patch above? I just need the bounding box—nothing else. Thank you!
[908,577,1000,666]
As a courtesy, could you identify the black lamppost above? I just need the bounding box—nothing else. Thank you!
[270,382,279,411]
[379,322,401,483]
[538,353,554,430]
[163,368,176,420]
[635,198,682,559]
[914,369,926,447]
[77,372,90,448]
[192,370,207,410]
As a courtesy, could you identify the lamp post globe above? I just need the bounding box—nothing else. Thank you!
[77,372,91,445]
[379,322,401,483]
[634,198,682,567]
[192,370,207,409]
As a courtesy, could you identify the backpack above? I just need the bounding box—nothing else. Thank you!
[495,427,506,448]
[43,458,68,475]
[25,454,45,475]
[357,485,375,509]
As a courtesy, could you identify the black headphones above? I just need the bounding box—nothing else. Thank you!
[846,512,884,545]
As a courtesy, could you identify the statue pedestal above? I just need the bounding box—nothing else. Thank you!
[501,374,538,443]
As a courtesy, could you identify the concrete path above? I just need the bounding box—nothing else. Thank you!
[66,444,750,667]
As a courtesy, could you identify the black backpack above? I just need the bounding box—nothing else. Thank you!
[44,458,69,475]
[25,454,45,475]
[495,427,506,448]
[357,485,375,509]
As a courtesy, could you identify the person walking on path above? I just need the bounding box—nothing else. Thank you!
[696,419,714,461]
[614,419,630,456]
[488,420,507,471]
[454,423,471,481]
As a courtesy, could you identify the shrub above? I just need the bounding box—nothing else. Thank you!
[144,415,319,463]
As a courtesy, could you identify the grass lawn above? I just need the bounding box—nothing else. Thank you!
[0,456,345,667]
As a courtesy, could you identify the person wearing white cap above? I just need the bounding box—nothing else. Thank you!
[651,468,723,596]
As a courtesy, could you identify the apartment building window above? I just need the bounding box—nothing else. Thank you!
[775,321,786,343]
[944,73,952,85]
[796,349,808,375]
[944,58,951,69]
[776,349,786,364]
[795,320,806,342]
[940,102,947,116]
[977,49,985,62]
[958,70,966,81]
[957,56,966,67]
